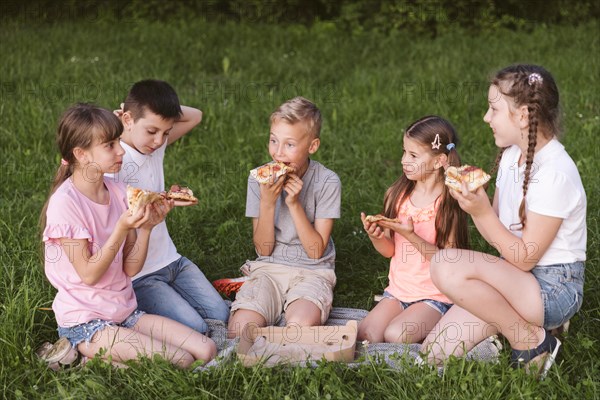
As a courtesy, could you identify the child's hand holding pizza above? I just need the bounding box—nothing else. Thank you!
[449,183,493,218]
[117,204,152,231]
[360,212,385,240]
[445,164,494,217]
[259,174,285,205]
[376,216,415,238]
[140,198,173,230]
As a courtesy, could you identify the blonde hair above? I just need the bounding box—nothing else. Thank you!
[270,96,322,138]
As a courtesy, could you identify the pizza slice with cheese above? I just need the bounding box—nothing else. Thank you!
[126,185,164,215]
[166,186,198,203]
[250,161,294,184]
[444,165,491,192]
[364,214,399,224]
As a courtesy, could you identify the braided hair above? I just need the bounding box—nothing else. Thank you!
[491,65,560,230]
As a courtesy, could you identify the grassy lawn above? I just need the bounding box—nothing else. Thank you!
[0,16,598,399]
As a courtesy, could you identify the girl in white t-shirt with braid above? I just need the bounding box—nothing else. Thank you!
[423,64,586,378]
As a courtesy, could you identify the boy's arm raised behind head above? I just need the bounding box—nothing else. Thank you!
[167,106,203,145]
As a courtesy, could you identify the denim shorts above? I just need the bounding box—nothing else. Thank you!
[57,310,145,348]
[382,291,452,315]
[532,262,584,330]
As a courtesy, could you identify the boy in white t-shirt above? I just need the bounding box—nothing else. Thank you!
[106,79,229,333]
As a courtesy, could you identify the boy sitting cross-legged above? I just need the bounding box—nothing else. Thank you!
[228,96,341,338]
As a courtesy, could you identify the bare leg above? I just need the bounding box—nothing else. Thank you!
[132,314,216,363]
[384,303,443,344]
[77,325,196,368]
[357,298,403,343]
[431,249,544,350]
[421,305,499,365]
[285,299,321,326]
[228,309,266,339]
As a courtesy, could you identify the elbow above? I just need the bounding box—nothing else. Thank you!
[380,249,395,259]
[123,268,137,278]
[517,261,538,272]
[193,109,203,125]
[306,241,328,259]
[254,241,274,257]
[81,275,100,286]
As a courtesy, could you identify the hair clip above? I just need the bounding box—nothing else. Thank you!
[60,158,69,166]
[446,143,455,151]
[528,73,543,86]
[431,133,441,150]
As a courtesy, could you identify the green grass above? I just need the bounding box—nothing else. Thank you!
[1,16,599,399]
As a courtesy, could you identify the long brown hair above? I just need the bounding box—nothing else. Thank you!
[382,115,469,249]
[490,64,560,230]
[39,104,123,235]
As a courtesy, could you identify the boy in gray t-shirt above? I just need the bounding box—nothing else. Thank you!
[228,97,341,338]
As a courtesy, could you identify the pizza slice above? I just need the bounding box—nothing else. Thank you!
[126,185,164,215]
[365,214,399,224]
[445,165,491,192]
[250,161,295,184]
[166,186,198,203]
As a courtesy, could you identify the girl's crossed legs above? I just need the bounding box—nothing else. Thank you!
[358,296,445,344]
[430,249,545,353]
[78,314,216,368]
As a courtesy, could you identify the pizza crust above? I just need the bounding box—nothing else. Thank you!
[365,215,398,223]
[444,165,491,192]
[250,161,294,184]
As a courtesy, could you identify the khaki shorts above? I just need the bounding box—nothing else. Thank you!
[230,261,336,325]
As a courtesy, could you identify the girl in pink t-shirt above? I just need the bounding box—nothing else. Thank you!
[358,116,469,344]
[39,104,216,368]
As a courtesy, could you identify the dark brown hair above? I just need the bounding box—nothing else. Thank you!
[39,104,123,235]
[489,64,560,230]
[124,79,183,121]
[383,115,469,249]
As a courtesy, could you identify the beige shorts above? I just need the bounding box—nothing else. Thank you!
[230,261,336,325]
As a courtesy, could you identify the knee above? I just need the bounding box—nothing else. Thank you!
[383,324,411,344]
[420,340,445,366]
[357,323,384,343]
[420,338,459,366]
[197,338,217,363]
[285,314,319,327]
[227,310,265,339]
[285,303,321,327]
[171,352,196,369]
[430,249,462,291]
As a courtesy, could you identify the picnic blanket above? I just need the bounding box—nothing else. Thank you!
[199,306,502,371]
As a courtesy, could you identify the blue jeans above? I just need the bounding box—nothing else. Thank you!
[532,261,584,329]
[382,291,453,315]
[132,257,230,333]
[58,310,145,348]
